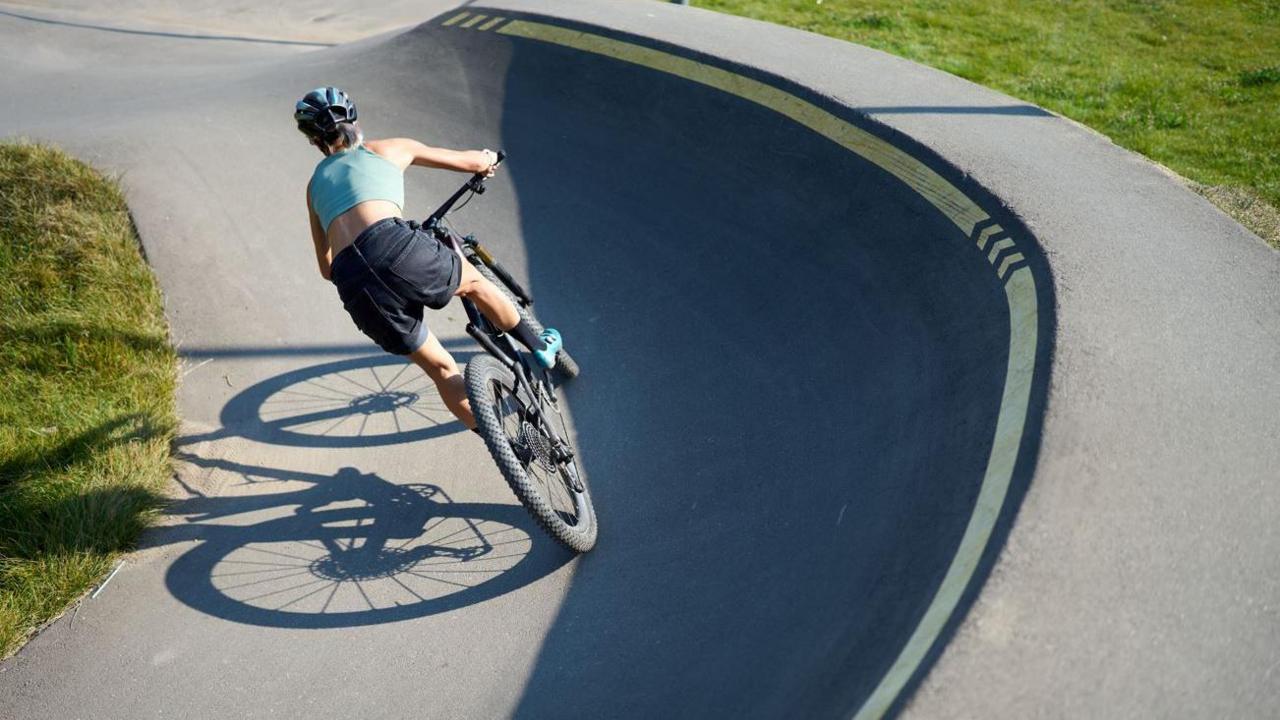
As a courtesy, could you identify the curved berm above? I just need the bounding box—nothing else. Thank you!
[2,1,1276,718]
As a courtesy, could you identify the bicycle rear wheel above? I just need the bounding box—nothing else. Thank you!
[465,355,597,553]
[468,256,580,381]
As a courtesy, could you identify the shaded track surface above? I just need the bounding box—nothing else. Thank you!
[2,1,1276,718]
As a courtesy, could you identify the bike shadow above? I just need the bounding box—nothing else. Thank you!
[179,351,479,449]
[145,454,572,628]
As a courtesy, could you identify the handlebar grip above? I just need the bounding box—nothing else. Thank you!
[495,150,506,165]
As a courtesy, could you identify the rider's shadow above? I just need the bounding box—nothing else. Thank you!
[146,456,571,628]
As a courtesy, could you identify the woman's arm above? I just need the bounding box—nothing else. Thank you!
[307,185,332,280]
[365,138,495,174]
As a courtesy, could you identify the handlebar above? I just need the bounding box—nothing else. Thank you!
[424,149,506,228]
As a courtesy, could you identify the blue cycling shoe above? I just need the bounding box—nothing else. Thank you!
[533,328,562,369]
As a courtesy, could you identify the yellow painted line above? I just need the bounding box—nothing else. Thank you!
[998,253,1025,280]
[499,20,988,236]
[461,14,488,28]
[987,237,1016,265]
[441,11,469,26]
[479,16,506,31]
[488,18,1040,719]
[857,266,1038,719]
[976,224,1003,252]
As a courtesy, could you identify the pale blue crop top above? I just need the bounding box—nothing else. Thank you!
[309,144,404,231]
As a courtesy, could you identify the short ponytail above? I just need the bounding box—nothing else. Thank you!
[320,121,362,153]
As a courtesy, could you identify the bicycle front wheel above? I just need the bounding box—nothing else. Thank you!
[465,355,597,553]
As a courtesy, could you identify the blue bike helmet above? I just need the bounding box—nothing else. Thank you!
[294,86,357,139]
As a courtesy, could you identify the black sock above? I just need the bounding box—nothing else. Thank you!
[508,319,547,352]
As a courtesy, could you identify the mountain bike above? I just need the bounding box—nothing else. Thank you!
[420,151,597,553]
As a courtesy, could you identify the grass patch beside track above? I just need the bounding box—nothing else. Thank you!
[0,143,177,658]
[696,0,1280,247]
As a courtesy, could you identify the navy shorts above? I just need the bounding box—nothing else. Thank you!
[330,218,462,355]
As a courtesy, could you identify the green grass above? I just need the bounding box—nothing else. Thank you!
[695,0,1280,247]
[0,143,177,658]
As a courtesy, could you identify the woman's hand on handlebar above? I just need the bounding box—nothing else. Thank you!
[424,149,507,224]
[478,149,499,177]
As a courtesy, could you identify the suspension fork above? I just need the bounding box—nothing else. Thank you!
[463,235,533,306]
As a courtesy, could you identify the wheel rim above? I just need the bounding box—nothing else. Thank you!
[490,379,588,529]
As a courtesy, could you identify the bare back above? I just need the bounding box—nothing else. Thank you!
[305,137,495,280]
[324,199,402,257]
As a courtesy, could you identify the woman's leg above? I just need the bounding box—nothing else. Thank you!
[452,261,550,356]
[453,260,520,330]
[407,333,475,429]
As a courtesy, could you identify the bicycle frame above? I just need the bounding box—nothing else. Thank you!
[429,225,542,397]
[420,152,577,471]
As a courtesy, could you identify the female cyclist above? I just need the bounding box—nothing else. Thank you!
[296,86,561,430]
